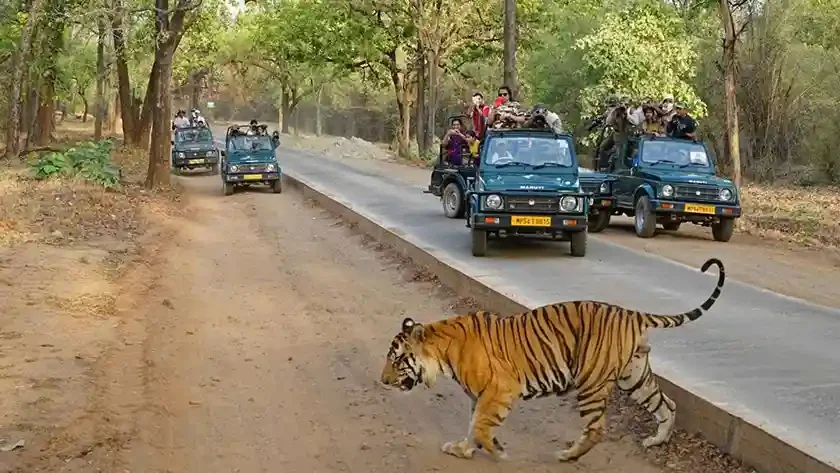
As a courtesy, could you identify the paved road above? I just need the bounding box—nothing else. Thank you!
[270,145,840,468]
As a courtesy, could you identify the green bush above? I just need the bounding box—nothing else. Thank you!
[30,140,122,189]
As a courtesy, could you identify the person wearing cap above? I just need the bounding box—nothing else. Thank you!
[666,102,698,140]
[172,109,190,129]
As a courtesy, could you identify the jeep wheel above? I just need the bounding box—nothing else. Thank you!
[570,230,587,257]
[271,179,282,194]
[587,212,611,233]
[223,182,234,196]
[471,228,487,257]
[712,217,735,242]
[634,196,657,238]
[442,182,465,218]
[662,222,681,231]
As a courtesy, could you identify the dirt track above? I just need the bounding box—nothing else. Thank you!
[108,175,747,473]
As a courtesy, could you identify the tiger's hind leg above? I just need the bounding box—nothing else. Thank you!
[556,383,613,461]
[442,392,513,461]
[617,345,676,448]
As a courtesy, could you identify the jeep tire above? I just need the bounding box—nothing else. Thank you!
[662,221,681,231]
[570,230,587,257]
[442,182,465,219]
[634,195,657,238]
[587,212,611,233]
[471,228,487,257]
[712,217,735,242]
[223,181,234,196]
[271,179,282,194]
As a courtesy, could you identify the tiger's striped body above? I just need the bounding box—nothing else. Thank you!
[380,258,725,462]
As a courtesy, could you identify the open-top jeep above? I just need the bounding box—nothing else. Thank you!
[578,166,617,233]
[425,114,477,218]
[221,124,282,196]
[608,135,741,241]
[466,128,589,257]
[171,126,220,175]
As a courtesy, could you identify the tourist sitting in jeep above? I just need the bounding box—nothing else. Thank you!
[608,135,741,242]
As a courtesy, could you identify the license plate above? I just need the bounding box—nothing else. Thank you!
[511,215,551,226]
[684,203,716,215]
[188,158,204,164]
[243,174,263,180]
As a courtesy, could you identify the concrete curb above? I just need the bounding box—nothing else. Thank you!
[281,172,837,473]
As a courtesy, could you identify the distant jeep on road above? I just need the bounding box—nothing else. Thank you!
[608,136,741,241]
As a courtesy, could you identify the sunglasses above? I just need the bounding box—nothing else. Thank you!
[498,91,509,97]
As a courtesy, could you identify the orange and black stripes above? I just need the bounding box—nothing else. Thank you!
[380,257,726,462]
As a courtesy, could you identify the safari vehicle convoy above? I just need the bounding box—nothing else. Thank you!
[605,135,741,241]
[171,126,221,175]
[466,128,590,257]
[221,124,283,196]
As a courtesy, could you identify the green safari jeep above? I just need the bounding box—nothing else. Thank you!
[466,128,589,257]
[609,136,741,241]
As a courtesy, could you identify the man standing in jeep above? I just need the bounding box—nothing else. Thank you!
[666,103,698,140]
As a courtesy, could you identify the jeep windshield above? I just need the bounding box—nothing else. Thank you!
[640,140,711,169]
[483,136,574,169]
[175,128,213,144]
[228,135,274,152]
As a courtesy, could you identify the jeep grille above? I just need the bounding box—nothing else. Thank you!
[675,184,719,202]
[233,163,269,173]
[506,196,556,212]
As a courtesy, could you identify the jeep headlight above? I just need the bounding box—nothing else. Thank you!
[265,163,276,172]
[229,165,239,173]
[719,188,733,201]
[560,195,578,211]
[177,152,186,159]
[206,150,215,157]
[599,181,610,194]
[484,194,503,210]
[661,184,674,198]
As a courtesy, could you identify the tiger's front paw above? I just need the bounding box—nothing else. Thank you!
[441,438,475,459]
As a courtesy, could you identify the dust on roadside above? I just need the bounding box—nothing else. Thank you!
[116,175,754,473]
[0,146,181,472]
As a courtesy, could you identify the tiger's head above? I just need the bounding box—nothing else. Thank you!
[380,317,430,392]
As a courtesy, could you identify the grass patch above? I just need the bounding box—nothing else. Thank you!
[46,293,117,319]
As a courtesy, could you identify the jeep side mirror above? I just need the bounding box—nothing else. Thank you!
[170,140,174,145]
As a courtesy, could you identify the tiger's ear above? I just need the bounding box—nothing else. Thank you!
[402,318,425,342]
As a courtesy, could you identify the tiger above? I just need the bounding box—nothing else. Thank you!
[380,257,724,462]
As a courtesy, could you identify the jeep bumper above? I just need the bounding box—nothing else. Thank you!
[224,171,281,183]
[472,213,587,232]
[173,156,219,167]
[588,196,615,211]
[652,199,741,218]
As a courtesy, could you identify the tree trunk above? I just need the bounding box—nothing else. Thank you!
[112,0,138,143]
[426,50,439,151]
[134,60,160,149]
[4,0,45,158]
[94,17,106,140]
[34,82,56,146]
[719,0,742,186]
[82,97,89,122]
[108,91,119,132]
[190,71,202,109]
[415,41,426,155]
[146,50,174,188]
[315,86,323,136]
[502,0,517,96]
[281,88,291,134]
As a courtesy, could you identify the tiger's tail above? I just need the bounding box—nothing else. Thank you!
[638,258,725,329]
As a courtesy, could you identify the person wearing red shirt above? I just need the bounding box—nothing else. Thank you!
[469,92,491,139]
